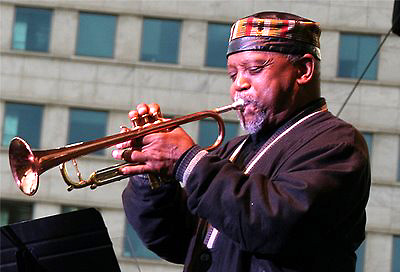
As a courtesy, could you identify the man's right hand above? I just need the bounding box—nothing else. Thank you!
[112,103,195,177]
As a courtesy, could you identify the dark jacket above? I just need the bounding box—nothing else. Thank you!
[122,99,371,272]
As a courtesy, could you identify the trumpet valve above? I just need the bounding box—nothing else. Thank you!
[152,111,161,120]
[131,117,140,127]
[131,111,162,128]
[142,113,150,124]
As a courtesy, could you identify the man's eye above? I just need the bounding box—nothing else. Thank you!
[248,66,263,74]
[229,73,237,81]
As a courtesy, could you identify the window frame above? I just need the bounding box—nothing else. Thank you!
[205,22,232,68]
[140,17,182,64]
[392,235,400,272]
[355,239,366,272]
[12,6,53,52]
[75,11,117,58]
[67,108,108,155]
[0,199,33,226]
[123,220,160,260]
[198,119,240,148]
[1,102,44,148]
[337,32,381,81]
[361,132,373,157]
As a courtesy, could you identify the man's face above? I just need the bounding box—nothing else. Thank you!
[227,51,299,133]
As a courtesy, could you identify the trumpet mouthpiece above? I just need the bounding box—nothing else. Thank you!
[232,99,245,110]
[215,99,245,114]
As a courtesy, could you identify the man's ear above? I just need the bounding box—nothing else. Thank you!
[295,54,315,85]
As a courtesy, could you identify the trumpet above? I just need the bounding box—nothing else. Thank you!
[9,100,244,196]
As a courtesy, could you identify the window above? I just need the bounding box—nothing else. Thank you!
[76,12,117,58]
[198,119,239,148]
[355,240,366,272]
[2,102,43,148]
[0,200,33,226]
[205,23,231,68]
[123,221,159,259]
[338,33,380,80]
[12,6,52,52]
[393,236,400,272]
[140,18,181,64]
[67,108,108,155]
[362,132,373,157]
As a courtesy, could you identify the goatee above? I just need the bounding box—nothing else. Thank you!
[234,95,267,134]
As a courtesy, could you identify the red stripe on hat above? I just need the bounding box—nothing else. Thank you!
[246,17,253,36]
[279,20,289,38]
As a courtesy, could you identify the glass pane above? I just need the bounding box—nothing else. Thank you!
[205,23,231,68]
[362,132,373,156]
[2,103,43,148]
[76,12,116,58]
[123,222,159,259]
[13,21,28,50]
[338,34,359,78]
[355,240,366,272]
[0,200,33,226]
[358,35,379,80]
[198,119,239,148]
[140,18,181,63]
[12,7,52,52]
[393,236,400,272]
[338,33,379,80]
[68,108,108,155]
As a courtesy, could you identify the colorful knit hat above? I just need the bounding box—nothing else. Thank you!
[227,12,321,60]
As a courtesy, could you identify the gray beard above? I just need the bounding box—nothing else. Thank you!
[238,110,267,134]
[234,94,267,134]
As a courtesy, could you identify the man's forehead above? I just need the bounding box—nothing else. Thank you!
[227,51,281,67]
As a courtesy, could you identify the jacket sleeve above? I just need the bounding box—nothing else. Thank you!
[122,174,198,264]
[177,130,371,255]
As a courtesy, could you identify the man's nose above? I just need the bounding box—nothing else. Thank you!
[234,73,250,92]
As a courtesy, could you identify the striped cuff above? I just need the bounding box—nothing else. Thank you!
[174,145,208,187]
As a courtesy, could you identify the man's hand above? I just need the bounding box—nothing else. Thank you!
[112,103,195,177]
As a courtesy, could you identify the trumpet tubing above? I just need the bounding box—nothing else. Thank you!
[9,100,244,196]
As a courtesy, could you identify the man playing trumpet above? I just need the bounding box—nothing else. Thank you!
[112,11,371,272]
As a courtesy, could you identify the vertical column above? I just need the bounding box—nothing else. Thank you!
[365,233,393,272]
[51,9,78,57]
[40,105,69,149]
[179,20,207,68]
[371,134,398,182]
[32,202,61,219]
[115,15,142,63]
[0,3,13,50]
[320,30,339,79]
[101,209,127,257]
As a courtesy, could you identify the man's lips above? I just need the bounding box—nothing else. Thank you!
[241,103,258,116]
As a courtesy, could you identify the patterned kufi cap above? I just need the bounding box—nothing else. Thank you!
[227,12,321,60]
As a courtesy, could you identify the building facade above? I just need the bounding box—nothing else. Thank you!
[0,1,399,271]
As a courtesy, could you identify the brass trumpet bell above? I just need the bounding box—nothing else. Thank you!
[9,137,40,196]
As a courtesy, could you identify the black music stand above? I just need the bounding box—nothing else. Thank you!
[0,208,121,272]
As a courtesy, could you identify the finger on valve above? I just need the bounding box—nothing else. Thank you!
[115,125,132,149]
[129,109,140,127]
[148,103,161,117]
[130,103,162,127]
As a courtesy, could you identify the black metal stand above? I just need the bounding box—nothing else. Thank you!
[0,208,121,272]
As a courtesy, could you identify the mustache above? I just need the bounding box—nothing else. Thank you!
[234,95,265,110]
[234,95,252,106]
